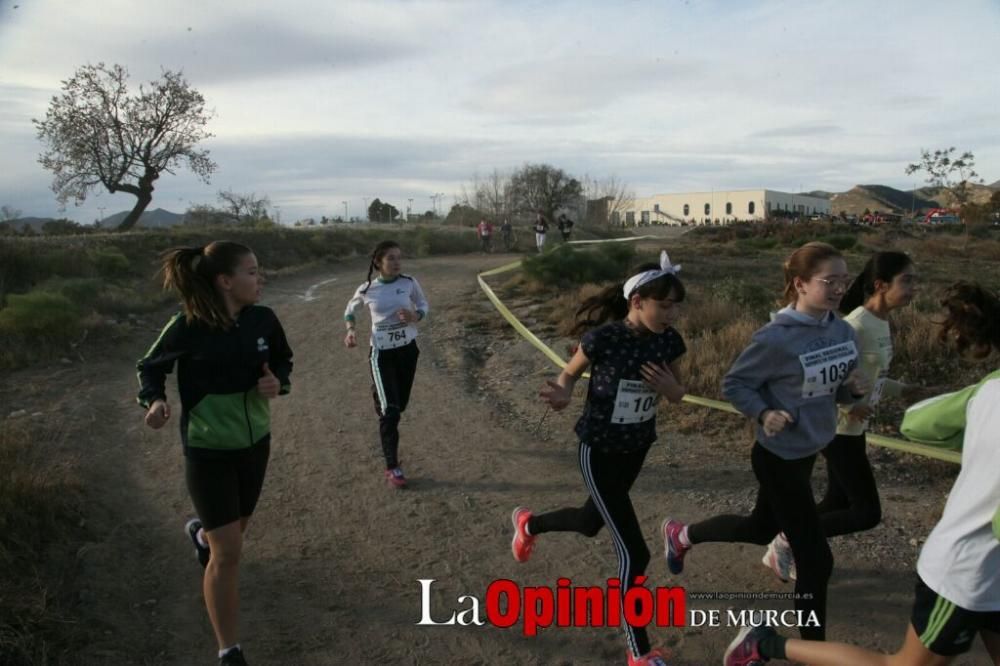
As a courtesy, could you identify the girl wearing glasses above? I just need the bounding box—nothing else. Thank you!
[762,251,925,582]
[662,241,867,642]
[723,282,1000,666]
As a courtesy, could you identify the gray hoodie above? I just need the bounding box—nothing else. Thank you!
[723,306,860,460]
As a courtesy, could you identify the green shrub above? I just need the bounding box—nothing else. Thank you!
[90,246,131,278]
[0,292,82,342]
[35,277,105,309]
[521,243,635,287]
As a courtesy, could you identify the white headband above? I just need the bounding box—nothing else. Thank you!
[622,250,681,300]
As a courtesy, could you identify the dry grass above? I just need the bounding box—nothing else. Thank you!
[500,228,999,436]
[0,421,85,665]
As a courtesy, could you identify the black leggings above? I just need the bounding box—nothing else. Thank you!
[369,341,419,468]
[528,442,653,658]
[687,443,832,641]
[817,433,882,537]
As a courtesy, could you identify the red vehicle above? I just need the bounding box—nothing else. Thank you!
[923,208,961,225]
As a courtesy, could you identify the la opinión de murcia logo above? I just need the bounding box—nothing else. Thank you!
[417,579,820,636]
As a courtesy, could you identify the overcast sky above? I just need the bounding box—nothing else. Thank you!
[1,0,998,223]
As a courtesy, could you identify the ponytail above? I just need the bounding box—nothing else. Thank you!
[571,284,630,335]
[160,240,253,328]
[840,251,912,314]
[938,282,1000,358]
[570,261,685,335]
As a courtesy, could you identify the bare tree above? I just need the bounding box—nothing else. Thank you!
[583,175,635,226]
[508,163,583,222]
[459,168,514,222]
[0,205,22,222]
[217,190,271,223]
[34,63,216,231]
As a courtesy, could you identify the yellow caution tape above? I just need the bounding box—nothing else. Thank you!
[477,240,961,465]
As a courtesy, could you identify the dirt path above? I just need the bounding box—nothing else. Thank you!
[3,252,990,665]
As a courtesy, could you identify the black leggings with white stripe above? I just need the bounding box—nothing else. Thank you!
[528,442,652,658]
[369,341,420,469]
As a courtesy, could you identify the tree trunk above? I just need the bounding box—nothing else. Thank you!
[117,190,153,231]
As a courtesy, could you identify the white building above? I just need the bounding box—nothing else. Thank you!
[615,189,832,226]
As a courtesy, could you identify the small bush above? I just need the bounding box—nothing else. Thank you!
[521,243,635,287]
[90,246,131,278]
[35,277,105,310]
[0,293,81,343]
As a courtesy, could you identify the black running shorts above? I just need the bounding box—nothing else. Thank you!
[911,575,1000,656]
[185,442,271,531]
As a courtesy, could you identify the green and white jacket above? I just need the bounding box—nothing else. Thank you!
[137,306,293,459]
[902,369,1000,611]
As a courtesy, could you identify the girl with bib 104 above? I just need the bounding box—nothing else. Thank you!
[662,241,868,644]
[344,240,429,488]
[510,251,687,666]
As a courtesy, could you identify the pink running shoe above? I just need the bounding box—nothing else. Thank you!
[661,518,690,575]
[385,465,407,488]
[510,506,536,563]
[724,625,775,665]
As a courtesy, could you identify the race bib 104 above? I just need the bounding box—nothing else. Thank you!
[611,379,658,424]
[799,341,858,398]
[373,321,415,350]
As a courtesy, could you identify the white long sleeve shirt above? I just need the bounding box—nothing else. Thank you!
[344,274,429,349]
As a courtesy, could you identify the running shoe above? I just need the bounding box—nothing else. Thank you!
[627,648,671,665]
[385,465,407,488]
[761,533,797,582]
[510,506,536,563]
[724,625,775,665]
[185,517,210,568]
[661,518,690,575]
[218,647,248,665]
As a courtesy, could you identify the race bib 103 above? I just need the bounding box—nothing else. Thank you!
[799,341,858,398]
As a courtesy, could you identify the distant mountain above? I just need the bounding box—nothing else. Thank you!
[800,190,834,199]
[830,185,938,217]
[988,179,1000,190]
[98,208,184,228]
